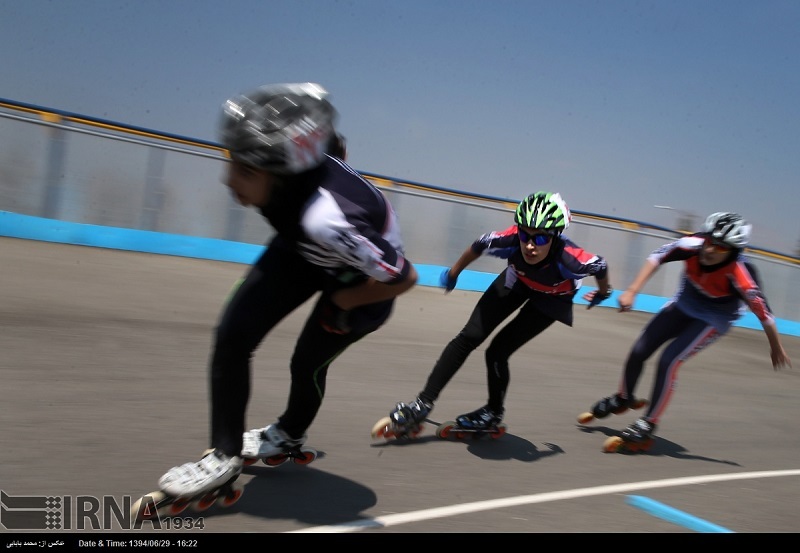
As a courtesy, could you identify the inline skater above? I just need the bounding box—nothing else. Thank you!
[156,83,418,500]
[581,212,792,452]
[374,191,612,440]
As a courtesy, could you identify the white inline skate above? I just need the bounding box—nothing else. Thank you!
[131,449,243,521]
[241,423,317,467]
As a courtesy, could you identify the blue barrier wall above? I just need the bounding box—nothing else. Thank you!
[3,210,797,337]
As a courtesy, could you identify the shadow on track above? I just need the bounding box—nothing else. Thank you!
[575,424,742,465]
[370,432,563,463]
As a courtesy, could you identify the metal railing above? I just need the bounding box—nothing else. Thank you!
[1,97,798,322]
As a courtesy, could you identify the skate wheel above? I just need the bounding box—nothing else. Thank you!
[371,416,393,439]
[436,422,456,439]
[577,412,594,424]
[243,458,258,467]
[168,497,191,515]
[624,438,654,453]
[131,491,165,521]
[408,424,424,438]
[292,447,317,466]
[602,436,624,453]
[218,486,243,507]
[490,423,507,439]
[192,493,217,512]
[263,453,289,467]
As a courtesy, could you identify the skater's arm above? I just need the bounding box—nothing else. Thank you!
[447,247,481,280]
[763,322,792,370]
[438,247,481,293]
[594,274,612,297]
[618,259,659,312]
[331,263,418,310]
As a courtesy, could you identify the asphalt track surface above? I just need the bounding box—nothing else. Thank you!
[1,237,799,535]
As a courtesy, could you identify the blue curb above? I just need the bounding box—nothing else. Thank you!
[626,495,734,533]
[2,211,798,337]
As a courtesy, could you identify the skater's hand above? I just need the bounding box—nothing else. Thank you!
[771,347,792,371]
[440,268,458,293]
[319,300,352,334]
[584,286,612,310]
[618,290,636,312]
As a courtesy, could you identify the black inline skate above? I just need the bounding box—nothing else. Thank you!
[577,393,648,424]
[603,418,657,453]
[371,397,433,441]
[436,405,507,440]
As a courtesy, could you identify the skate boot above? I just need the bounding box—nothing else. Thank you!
[577,393,648,424]
[437,405,507,440]
[241,423,317,467]
[455,405,504,430]
[132,449,244,521]
[371,397,432,440]
[158,448,242,497]
[603,418,657,454]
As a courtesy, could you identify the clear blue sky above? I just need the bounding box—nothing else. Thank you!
[2,0,798,254]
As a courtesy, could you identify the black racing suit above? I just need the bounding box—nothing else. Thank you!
[417,224,608,414]
[210,156,413,456]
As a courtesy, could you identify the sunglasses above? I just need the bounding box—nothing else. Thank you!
[705,237,732,253]
[518,227,553,246]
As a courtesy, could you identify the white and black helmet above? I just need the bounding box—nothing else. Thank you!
[219,82,337,174]
[702,212,751,248]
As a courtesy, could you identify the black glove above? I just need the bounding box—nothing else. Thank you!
[587,286,613,310]
[319,301,351,334]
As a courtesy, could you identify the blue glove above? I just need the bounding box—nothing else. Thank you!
[439,268,458,293]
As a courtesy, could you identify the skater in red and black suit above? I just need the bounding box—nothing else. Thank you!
[376,191,612,437]
[582,212,792,451]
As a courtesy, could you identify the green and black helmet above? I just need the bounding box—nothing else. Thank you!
[514,191,571,234]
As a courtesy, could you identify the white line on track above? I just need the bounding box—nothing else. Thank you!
[288,469,800,533]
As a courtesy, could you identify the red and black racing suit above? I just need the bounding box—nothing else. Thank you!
[416,225,608,414]
[618,233,775,426]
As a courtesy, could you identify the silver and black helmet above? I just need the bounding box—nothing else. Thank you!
[219,82,337,174]
[702,212,751,248]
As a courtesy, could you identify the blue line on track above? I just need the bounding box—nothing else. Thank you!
[626,495,734,533]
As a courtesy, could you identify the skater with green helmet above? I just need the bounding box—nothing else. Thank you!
[373,191,613,440]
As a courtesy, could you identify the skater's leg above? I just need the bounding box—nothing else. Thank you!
[483,302,555,413]
[644,318,720,425]
[418,271,525,404]
[277,300,374,438]
[620,305,685,399]
[210,242,317,457]
[585,305,683,420]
